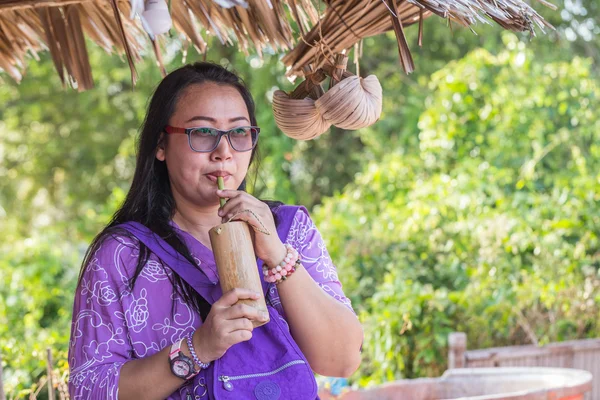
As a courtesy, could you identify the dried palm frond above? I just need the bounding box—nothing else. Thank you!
[282,0,554,75]
[0,0,555,89]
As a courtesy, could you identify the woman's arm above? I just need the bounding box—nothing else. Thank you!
[118,345,187,400]
[276,266,363,377]
[69,237,186,399]
[215,192,363,377]
[262,211,363,378]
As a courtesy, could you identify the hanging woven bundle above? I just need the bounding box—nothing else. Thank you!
[272,54,382,140]
[272,93,333,140]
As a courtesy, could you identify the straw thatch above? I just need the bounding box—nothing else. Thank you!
[0,0,555,90]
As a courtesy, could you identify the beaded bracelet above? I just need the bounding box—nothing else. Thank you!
[186,332,210,370]
[262,243,301,285]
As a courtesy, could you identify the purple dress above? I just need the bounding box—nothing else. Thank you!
[68,206,353,399]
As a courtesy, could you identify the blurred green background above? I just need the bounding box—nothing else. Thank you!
[1,0,599,397]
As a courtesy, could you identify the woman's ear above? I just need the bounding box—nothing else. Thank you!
[156,132,166,161]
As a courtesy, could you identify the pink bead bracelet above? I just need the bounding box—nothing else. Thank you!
[262,243,300,284]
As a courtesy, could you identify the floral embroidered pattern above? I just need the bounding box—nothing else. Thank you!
[268,208,354,317]
[119,288,150,333]
[140,259,171,282]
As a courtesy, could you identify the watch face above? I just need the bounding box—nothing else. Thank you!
[172,359,191,377]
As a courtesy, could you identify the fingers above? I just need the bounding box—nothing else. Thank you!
[218,199,270,233]
[218,197,245,220]
[215,288,261,308]
[226,317,255,333]
[217,190,265,216]
[224,302,269,322]
[216,189,244,217]
[217,194,251,218]
[216,189,243,205]
[224,208,255,226]
[216,189,243,197]
[199,288,268,361]
[229,329,253,344]
[226,211,271,236]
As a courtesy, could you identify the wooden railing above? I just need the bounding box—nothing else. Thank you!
[448,332,600,400]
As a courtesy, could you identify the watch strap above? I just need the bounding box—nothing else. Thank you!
[169,338,199,380]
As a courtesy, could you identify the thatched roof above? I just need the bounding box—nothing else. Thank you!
[0,0,555,91]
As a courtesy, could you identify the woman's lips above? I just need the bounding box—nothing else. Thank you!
[206,174,231,183]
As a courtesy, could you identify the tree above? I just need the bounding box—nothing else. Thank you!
[313,37,600,383]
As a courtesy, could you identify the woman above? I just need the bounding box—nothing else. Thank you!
[68,62,363,399]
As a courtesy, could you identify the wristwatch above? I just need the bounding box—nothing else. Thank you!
[169,338,198,380]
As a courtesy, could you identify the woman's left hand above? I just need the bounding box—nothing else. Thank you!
[216,189,286,268]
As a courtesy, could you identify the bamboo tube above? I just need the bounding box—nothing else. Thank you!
[212,176,267,327]
[209,221,269,328]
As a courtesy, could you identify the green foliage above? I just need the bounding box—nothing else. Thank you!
[1,5,599,397]
[313,39,600,384]
[0,235,78,394]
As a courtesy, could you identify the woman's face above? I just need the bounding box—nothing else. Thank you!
[156,82,253,208]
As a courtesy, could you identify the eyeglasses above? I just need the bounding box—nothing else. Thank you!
[164,125,260,153]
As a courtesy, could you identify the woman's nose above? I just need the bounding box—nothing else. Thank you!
[210,133,234,161]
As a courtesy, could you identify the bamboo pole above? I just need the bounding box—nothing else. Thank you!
[209,221,269,328]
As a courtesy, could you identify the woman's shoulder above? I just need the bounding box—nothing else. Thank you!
[93,227,141,257]
[271,203,321,242]
[270,202,310,220]
[82,227,143,281]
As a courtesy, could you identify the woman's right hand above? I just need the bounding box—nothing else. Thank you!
[192,288,268,363]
